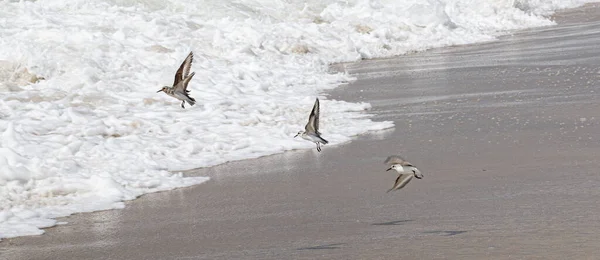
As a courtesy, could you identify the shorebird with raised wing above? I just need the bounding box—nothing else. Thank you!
[294,98,329,152]
[384,155,423,192]
[157,51,196,108]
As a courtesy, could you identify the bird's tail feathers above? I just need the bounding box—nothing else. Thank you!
[186,97,196,106]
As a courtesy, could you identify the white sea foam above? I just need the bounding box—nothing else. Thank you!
[0,0,595,239]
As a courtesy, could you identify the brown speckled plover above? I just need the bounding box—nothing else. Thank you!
[384,155,423,192]
[294,98,329,152]
[157,51,196,108]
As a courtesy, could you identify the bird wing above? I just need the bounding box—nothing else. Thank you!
[173,51,194,86]
[305,98,320,134]
[387,174,414,192]
[175,72,195,93]
[384,155,407,166]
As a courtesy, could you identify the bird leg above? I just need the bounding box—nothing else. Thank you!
[316,142,321,152]
[181,101,185,109]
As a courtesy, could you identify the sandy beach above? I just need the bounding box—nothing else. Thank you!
[2,4,600,260]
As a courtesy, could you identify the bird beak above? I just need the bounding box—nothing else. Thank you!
[386,167,392,171]
[293,133,299,138]
[157,89,163,93]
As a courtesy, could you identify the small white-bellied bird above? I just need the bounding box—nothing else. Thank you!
[157,51,196,108]
[294,98,329,152]
[384,155,423,192]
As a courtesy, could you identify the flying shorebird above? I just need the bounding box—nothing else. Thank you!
[384,155,423,192]
[157,51,196,108]
[294,98,329,152]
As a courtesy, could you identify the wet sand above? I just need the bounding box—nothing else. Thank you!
[3,4,600,260]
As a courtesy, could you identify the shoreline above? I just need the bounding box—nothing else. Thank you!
[2,3,600,259]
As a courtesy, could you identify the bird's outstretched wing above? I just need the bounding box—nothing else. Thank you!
[387,174,414,192]
[384,155,407,166]
[305,98,320,134]
[176,72,195,93]
[173,51,194,86]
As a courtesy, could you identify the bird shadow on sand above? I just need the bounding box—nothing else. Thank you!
[371,219,414,226]
[297,243,346,250]
[423,230,467,236]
